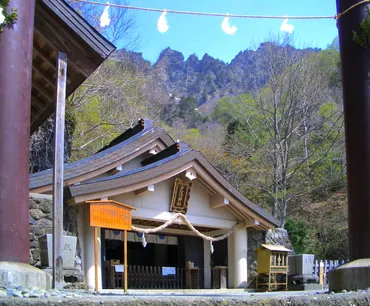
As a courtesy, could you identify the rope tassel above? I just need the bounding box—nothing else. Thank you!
[210,241,214,254]
[142,233,147,248]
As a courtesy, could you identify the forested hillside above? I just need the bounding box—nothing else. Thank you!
[29,37,347,260]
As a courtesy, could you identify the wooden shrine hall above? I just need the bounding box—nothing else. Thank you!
[2,0,370,293]
[1,0,279,291]
[30,119,279,290]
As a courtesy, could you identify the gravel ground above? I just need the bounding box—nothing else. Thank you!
[1,289,370,305]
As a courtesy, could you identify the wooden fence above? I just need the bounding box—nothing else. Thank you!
[111,265,183,289]
[312,260,347,285]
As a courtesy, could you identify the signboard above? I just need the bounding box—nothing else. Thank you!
[169,178,192,214]
[162,267,176,276]
[88,200,135,230]
[115,265,124,272]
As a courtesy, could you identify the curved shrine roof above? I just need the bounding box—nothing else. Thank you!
[29,119,174,193]
[30,119,279,229]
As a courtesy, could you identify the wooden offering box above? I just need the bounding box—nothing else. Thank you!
[256,244,291,291]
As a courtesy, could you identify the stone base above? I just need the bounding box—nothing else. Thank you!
[329,258,370,291]
[289,283,323,291]
[0,261,51,289]
[42,268,84,283]
[289,273,319,285]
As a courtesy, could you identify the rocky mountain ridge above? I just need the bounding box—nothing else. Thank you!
[113,44,319,114]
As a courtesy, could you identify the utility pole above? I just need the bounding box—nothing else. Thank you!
[329,0,370,291]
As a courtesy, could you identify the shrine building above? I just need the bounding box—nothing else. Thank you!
[29,119,279,290]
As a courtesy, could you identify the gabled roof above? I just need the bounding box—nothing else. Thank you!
[258,244,292,252]
[31,0,116,133]
[66,144,279,229]
[30,118,279,229]
[29,119,174,193]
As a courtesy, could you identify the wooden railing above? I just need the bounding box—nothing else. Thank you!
[110,265,183,289]
[271,252,288,268]
[312,260,347,285]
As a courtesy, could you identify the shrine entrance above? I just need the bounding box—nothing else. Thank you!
[86,200,136,292]
[102,230,182,289]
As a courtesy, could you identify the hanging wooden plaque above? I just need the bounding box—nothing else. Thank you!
[169,178,192,214]
[87,200,135,230]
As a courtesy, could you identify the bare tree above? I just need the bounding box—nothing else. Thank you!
[215,36,344,227]
[67,0,139,47]
[68,57,166,160]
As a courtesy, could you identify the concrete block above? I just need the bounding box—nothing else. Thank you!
[39,234,77,269]
[289,254,315,275]
[42,268,84,283]
[0,261,52,289]
[288,283,323,291]
[329,258,370,291]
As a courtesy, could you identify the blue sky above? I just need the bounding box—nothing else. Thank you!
[118,0,338,63]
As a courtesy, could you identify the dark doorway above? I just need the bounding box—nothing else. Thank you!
[179,235,205,288]
[101,230,180,289]
[211,239,228,288]
[211,239,228,267]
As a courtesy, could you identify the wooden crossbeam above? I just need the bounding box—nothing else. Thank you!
[33,80,54,100]
[243,219,260,228]
[197,176,217,195]
[33,43,56,71]
[210,194,230,208]
[135,185,155,196]
[34,8,95,76]
[32,64,56,89]
[31,95,44,112]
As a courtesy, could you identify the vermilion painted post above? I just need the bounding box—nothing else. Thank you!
[124,230,128,293]
[336,0,370,260]
[94,226,99,292]
[0,0,36,263]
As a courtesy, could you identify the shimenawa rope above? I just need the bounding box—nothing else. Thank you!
[70,0,353,20]
[131,213,240,252]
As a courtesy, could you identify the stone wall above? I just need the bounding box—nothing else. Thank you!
[247,228,294,287]
[265,228,295,252]
[29,194,80,268]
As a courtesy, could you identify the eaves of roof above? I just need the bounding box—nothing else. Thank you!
[31,0,116,133]
[29,127,174,193]
[66,149,280,229]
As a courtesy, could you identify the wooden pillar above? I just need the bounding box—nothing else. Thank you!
[53,52,67,289]
[233,227,248,288]
[94,227,99,292]
[336,0,370,260]
[0,0,36,263]
[124,230,128,293]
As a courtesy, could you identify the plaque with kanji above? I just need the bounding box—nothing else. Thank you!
[169,178,192,214]
[87,200,135,231]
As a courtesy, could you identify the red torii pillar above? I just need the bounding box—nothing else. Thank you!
[0,0,35,264]
[329,0,370,291]
[0,0,49,288]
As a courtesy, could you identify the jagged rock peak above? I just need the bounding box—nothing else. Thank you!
[157,47,185,62]
[186,54,200,71]
[201,53,225,64]
[187,54,199,62]
[111,49,151,70]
